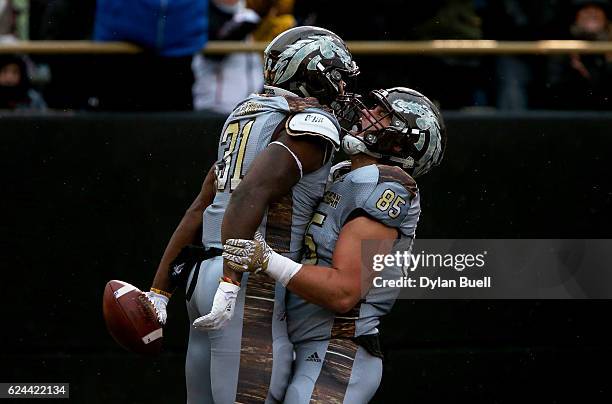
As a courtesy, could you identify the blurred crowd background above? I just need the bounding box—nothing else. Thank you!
[1,0,611,112]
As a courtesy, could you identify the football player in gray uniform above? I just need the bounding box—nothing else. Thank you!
[144,27,359,403]
[222,87,447,403]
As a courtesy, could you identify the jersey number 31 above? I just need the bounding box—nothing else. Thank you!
[217,119,254,191]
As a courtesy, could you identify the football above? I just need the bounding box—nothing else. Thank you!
[102,280,163,355]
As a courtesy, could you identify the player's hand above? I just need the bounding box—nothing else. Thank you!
[222,231,273,273]
[223,231,302,287]
[192,280,240,330]
[145,290,169,325]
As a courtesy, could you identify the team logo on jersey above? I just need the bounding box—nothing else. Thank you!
[272,35,352,85]
[323,191,341,208]
[306,352,322,363]
[234,101,265,116]
[172,263,185,275]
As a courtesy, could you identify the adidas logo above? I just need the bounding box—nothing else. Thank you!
[306,352,321,363]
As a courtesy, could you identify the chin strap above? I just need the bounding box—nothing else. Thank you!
[342,134,414,169]
[341,134,381,158]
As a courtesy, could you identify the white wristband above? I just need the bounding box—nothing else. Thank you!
[266,251,303,286]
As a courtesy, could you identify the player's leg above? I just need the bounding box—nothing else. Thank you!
[188,260,285,403]
[342,345,382,404]
[185,259,216,404]
[267,283,294,403]
[283,340,329,404]
[185,321,212,404]
[206,257,247,403]
[189,263,290,403]
[286,338,381,404]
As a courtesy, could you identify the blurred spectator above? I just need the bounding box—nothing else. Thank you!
[547,0,612,109]
[1,0,28,41]
[193,0,261,114]
[481,0,568,110]
[192,0,295,114]
[412,0,482,39]
[249,0,295,41]
[0,54,46,110]
[0,0,16,40]
[411,0,487,109]
[27,1,96,110]
[93,0,209,111]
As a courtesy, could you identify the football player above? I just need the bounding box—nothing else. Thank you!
[222,87,447,403]
[145,26,359,403]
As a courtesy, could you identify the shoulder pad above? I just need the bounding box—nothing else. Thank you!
[286,111,340,149]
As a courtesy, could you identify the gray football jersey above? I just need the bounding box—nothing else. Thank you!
[201,93,340,261]
[287,163,421,343]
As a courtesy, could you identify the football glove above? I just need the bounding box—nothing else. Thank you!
[192,280,240,331]
[222,231,302,286]
[145,289,170,325]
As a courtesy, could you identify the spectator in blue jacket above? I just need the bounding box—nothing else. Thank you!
[93,0,209,111]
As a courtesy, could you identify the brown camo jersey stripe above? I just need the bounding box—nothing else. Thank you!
[235,192,294,402]
[330,305,360,339]
[284,96,332,113]
[377,164,417,198]
[309,338,360,403]
[236,271,276,403]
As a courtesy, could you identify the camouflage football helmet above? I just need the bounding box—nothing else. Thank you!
[263,26,359,105]
[339,87,447,178]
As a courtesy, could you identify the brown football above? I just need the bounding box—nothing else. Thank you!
[102,280,163,355]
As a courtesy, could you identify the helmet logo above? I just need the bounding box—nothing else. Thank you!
[390,98,443,176]
[391,99,438,132]
[391,99,440,151]
[273,35,352,85]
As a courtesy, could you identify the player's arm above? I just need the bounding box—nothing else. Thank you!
[287,216,397,313]
[152,165,217,292]
[223,180,414,314]
[220,132,330,282]
[145,165,216,323]
[222,217,397,313]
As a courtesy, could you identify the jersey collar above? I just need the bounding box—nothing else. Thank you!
[263,85,300,98]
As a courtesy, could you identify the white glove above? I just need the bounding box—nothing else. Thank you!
[223,231,303,286]
[192,281,240,331]
[145,290,169,325]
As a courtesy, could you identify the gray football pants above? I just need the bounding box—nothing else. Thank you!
[185,256,293,403]
[284,338,382,404]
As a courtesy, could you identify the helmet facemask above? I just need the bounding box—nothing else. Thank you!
[334,92,393,136]
[299,63,358,105]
